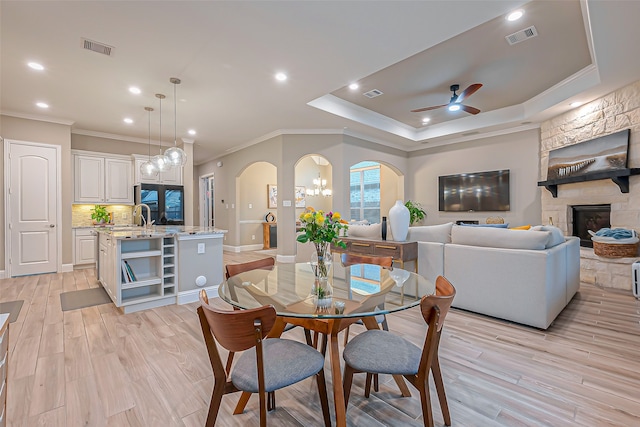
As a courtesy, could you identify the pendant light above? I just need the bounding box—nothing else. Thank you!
[164,77,187,166]
[140,106,159,179]
[152,93,171,172]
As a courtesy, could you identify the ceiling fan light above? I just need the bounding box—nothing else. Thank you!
[448,104,461,112]
[165,146,187,166]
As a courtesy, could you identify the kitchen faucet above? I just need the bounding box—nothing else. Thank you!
[133,204,153,228]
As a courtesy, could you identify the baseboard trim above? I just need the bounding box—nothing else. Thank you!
[178,286,219,304]
[276,255,296,264]
[61,263,74,273]
[223,244,264,253]
[0,270,5,279]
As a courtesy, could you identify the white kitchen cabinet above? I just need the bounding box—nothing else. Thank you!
[73,229,97,266]
[133,155,183,185]
[74,155,104,203]
[73,150,133,204]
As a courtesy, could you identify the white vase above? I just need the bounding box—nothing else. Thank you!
[389,200,410,241]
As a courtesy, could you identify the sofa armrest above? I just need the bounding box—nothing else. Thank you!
[417,241,445,283]
[443,243,568,329]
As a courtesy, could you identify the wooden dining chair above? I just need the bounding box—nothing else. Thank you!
[342,276,456,427]
[225,257,275,279]
[341,253,394,346]
[197,290,331,427]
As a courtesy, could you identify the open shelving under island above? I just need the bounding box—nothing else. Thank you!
[96,226,226,314]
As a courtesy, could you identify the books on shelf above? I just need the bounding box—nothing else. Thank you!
[121,260,137,283]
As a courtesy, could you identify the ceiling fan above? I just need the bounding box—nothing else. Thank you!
[411,83,483,115]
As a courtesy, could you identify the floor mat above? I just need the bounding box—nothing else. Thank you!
[0,300,24,323]
[60,287,112,311]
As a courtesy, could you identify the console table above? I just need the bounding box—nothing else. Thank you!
[331,237,417,271]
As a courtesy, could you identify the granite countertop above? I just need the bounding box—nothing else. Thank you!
[95,225,227,239]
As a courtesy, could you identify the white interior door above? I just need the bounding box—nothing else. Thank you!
[7,141,59,276]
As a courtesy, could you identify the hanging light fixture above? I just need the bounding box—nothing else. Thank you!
[140,106,159,179]
[306,173,332,197]
[164,77,187,166]
[152,93,171,172]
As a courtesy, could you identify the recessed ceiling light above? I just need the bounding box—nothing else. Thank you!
[188,129,196,135]
[36,102,49,109]
[448,104,461,112]
[506,9,524,21]
[349,83,359,90]
[422,117,431,123]
[275,72,287,81]
[123,118,133,124]
[570,101,582,107]
[129,86,141,95]
[28,62,44,71]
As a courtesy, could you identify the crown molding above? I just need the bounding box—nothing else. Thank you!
[1,110,75,126]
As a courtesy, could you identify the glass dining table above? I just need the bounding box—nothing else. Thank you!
[218,262,435,427]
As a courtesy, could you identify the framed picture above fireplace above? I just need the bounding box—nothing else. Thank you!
[546,129,630,180]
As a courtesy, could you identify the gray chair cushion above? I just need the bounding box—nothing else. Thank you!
[231,338,325,393]
[343,330,421,375]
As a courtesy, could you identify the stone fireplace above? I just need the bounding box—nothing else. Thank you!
[540,79,640,292]
[571,204,611,248]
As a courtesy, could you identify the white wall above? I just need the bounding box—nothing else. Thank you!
[408,128,541,226]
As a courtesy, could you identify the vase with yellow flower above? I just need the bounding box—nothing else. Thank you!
[297,208,348,309]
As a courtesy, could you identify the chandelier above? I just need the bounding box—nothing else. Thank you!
[306,173,332,197]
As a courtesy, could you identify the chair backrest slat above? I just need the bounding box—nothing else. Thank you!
[420,275,456,332]
[225,257,275,279]
[199,291,276,352]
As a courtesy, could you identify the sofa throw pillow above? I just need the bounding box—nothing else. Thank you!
[510,225,531,230]
[451,225,551,250]
[348,223,381,239]
[531,225,565,248]
[406,222,453,243]
[460,223,510,228]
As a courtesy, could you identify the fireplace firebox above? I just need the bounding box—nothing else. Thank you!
[571,204,611,248]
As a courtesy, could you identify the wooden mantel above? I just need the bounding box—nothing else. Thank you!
[537,168,640,197]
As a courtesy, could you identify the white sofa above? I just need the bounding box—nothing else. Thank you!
[407,223,580,329]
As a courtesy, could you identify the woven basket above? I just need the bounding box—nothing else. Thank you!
[593,240,639,258]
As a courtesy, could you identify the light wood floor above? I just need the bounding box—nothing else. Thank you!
[2,251,640,426]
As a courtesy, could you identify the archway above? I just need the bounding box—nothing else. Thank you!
[236,161,277,251]
[294,154,333,261]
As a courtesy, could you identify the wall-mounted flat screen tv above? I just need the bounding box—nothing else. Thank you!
[439,169,510,212]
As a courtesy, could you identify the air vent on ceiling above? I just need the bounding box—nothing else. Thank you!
[505,25,538,45]
[363,89,384,99]
[81,38,114,56]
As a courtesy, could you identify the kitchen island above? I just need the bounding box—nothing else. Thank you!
[96,226,226,313]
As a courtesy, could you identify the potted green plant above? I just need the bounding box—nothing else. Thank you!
[405,200,426,225]
[91,205,110,225]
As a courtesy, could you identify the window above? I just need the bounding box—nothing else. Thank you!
[350,161,380,223]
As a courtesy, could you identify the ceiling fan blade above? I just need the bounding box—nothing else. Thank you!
[456,83,483,103]
[411,104,447,113]
[460,104,481,115]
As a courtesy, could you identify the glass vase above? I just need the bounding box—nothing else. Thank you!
[310,242,333,311]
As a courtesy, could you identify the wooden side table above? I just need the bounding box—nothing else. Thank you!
[262,222,277,249]
[331,237,417,272]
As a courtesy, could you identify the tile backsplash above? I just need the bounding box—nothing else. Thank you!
[72,204,134,227]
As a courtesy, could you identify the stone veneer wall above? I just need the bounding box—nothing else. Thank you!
[540,79,640,291]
